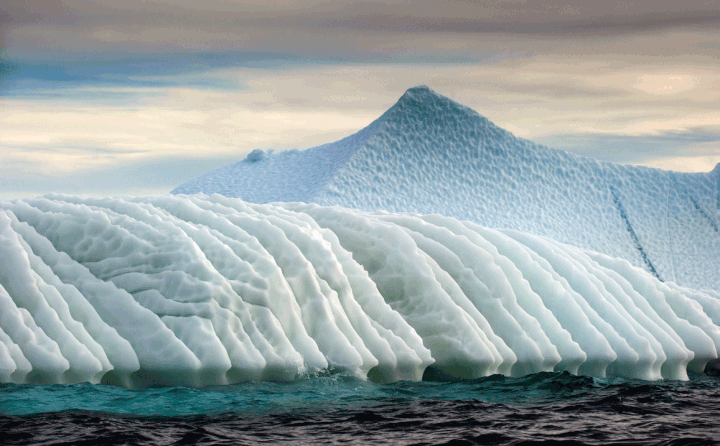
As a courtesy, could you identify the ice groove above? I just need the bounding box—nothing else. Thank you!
[0,194,718,387]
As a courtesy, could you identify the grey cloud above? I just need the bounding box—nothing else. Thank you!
[425,73,631,103]
[1,10,12,28]
[1,0,73,26]
[0,154,240,198]
[4,3,720,66]
[2,143,149,155]
[480,80,626,99]
[317,11,720,35]
[5,0,720,54]
[54,1,719,29]
[535,127,720,165]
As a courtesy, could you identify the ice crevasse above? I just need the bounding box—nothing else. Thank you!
[1,194,719,387]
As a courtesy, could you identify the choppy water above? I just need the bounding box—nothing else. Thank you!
[2,371,719,445]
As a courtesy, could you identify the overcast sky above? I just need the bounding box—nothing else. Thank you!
[2,0,720,198]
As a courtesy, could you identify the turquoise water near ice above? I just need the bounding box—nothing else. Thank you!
[3,372,720,444]
[2,371,719,417]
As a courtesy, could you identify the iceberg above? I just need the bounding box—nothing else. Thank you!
[1,194,719,387]
[1,87,719,387]
[175,86,720,292]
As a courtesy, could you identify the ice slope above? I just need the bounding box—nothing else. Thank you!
[1,194,720,387]
[174,86,720,292]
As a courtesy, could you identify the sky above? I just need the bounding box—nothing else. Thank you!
[2,0,720,199]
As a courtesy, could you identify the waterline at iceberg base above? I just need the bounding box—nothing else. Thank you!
[1,194,719,388]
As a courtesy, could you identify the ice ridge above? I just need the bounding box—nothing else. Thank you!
[1,194,719,387]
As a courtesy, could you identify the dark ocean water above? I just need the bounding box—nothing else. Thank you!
[1,371,719,445]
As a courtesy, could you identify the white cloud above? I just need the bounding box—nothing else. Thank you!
[633,74,699,96]
[638,154,720,173]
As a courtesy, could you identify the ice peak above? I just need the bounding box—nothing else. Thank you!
[399,85,436,99]
[392,85,475,112]
[380,85,491,132]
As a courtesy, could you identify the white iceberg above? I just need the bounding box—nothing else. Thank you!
[175,86,720,292]
[1,86,719,387]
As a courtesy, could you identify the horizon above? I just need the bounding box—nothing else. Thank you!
[2,0,720,198]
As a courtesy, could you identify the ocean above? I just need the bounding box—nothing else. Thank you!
[2,371,719,445]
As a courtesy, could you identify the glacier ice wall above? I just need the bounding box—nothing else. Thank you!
[1,194,719,387]
[173,86,720,292]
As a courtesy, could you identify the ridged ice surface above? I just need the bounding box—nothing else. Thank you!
[174,86,720,292]
[3,87,720,387]
[1,194,719,387]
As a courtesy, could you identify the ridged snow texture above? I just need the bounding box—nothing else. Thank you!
[1,194,720,387]
[174,86,720,292]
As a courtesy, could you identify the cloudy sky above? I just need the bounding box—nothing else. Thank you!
[2,0,720,198]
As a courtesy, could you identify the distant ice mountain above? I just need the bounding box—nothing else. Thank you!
[174,86,720,292]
